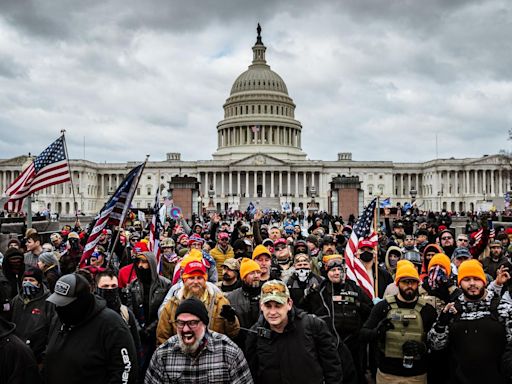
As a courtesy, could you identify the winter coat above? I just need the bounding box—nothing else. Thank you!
[156,283,240,345]
[44,296,138,384]
[0,317,41,384]
[11,287,55,362]
[245,307,342,384]
[123,252,171,335]
[210,245,235,276]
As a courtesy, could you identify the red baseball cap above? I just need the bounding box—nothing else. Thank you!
[273,238,287,247]
[218,232,229,240]
[182,260,207,280]
[133,241,149,254]
[358,239,374,250]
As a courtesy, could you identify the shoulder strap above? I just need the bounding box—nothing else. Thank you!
[385,295,398,309]
[415,297,426,312]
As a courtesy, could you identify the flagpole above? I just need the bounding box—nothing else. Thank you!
[106,155,149,268]
[374,196,379,299]
[61,130,79,222]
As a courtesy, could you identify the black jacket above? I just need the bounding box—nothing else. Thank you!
[11,287,56,362]
[124,251,171,334]
[44,296,138,384]
[246,307,342,384]
[303,278,373,348]
[0,317,41,384]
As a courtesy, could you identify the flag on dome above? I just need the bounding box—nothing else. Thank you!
[344,198,378,300]
[3,135,71,213]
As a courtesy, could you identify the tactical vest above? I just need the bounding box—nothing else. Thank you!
[381,296,425,359]
[332,289,361,333]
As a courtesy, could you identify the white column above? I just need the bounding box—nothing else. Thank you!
[303,172,307,197]
[229,172,233,195]
[455,171,459,196]
[465,170,470,194]
[279,172,283,196]
[2,171,5,192]
[287,172,291,195]
[295,171,299,197]
[221,172,225,197]
[262,126,266,144]
[270,171,275,197]
[312,171,316,188]
[213,172,217,196]
[245,172,249,197]
[490,170,495,196]
[253,172,257,197]
[499,170,504,196]
[262,172,266,197]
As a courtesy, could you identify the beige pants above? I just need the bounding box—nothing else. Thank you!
[376,369,427,384]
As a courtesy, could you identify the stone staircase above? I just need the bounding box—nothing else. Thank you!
[239,197,282,211]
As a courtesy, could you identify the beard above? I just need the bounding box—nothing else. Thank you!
[184,284,206,299]
[178,327,206,355]
[462,285,485,301]
[398,286,418,301]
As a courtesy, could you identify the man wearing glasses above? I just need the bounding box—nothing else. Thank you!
[146,298,253,383]
[439,230,456,258]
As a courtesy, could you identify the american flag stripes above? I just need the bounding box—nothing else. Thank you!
[344,198,378,300]
[79,163,144,267]
[149,185,162,273]
[4,135,71,212]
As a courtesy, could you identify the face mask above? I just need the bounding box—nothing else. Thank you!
[55,293,94,326]
[22,281,40,298]
[295,268,310,282]
[388,257,398,269]
[360,251,374,262]
[96,287,121,311]
[136,267,152,283]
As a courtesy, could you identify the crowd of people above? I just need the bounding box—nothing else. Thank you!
[2,206,512,383]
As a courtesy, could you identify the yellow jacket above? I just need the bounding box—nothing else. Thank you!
[156,283,240,346]
[209,245,235,275]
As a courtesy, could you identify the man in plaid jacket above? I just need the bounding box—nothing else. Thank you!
[145,297,253,384]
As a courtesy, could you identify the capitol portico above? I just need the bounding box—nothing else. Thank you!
[1,27,511,218]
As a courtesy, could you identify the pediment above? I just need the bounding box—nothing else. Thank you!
[229,153,288,167]
[467,154,511,166]
[0,155,31,166]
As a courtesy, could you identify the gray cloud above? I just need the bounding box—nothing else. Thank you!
[0,0,511,164]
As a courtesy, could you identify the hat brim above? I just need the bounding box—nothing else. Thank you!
[46,293,78,307]
[260,294,288,305]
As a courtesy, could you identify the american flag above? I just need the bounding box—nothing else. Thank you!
[79,163,144,267]
[4,135,71,212]
[344,198,378,299]
[149,185,162,273]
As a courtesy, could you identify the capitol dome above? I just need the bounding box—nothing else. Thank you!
[212,24,307,162]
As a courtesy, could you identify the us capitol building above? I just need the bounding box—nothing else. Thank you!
[1,27,510,218]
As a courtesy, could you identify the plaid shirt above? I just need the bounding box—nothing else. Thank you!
[145,331,253,384]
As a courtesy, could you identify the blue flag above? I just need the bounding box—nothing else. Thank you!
[380,198,391,208]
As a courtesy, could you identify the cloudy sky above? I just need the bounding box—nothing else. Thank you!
[0,0,511,164]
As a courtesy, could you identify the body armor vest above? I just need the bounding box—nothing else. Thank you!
[332,289,361,333]
[381,295,425,359]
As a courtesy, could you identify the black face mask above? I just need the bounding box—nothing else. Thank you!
[222,273,235,282]
[55,292,94,326]
[96,287,121,312]
[136,266,152,283]
[360,251,374,262]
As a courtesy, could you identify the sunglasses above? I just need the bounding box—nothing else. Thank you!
[274,245,287,251]
[326,259,344,269]
[457,238,468,242]
[175,319,201,329]
[441,237,453,240]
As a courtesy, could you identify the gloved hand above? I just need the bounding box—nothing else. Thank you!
[402,340,426,357]
[376,318,394,337]
[220,305,237,322]
[437,303,457,327]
